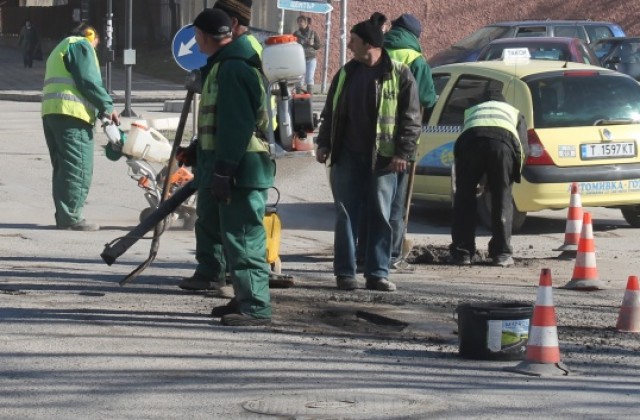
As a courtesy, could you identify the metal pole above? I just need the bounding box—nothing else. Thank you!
[105,0,114,94]
[278,8,284,35]
[121,0,137,117]
[321,8,332,93]
[192,94,199,139]
[340,0,347,66]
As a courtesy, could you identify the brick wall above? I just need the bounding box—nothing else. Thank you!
[311,0,640,88]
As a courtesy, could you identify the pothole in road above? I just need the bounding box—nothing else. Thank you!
[242,391,446,419]
[407,245,486,265]
[320,309,408,333]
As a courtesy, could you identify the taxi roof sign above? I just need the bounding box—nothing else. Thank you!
[502,48,531,65]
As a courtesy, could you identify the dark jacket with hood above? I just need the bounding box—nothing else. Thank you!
[316,49,422,168]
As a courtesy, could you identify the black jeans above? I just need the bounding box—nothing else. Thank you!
[450,137,515,258]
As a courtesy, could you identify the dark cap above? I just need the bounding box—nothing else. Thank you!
[213,0,252,26]
[351,12,387,48]
[392,13,422,38]
[190,8,232,38]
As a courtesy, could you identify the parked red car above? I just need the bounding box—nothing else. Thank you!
[477,37,600,65]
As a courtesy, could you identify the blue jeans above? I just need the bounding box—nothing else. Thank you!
[305,58,317,86]
[389,168,409,260]
[330,149,397,279]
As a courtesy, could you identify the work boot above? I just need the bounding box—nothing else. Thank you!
[58,220,100,231]
[492,254,515,267]
[210,298,239,318]
[178,272,216,291]
[221,313,271,326]
[447,253,472,266]
[336,275,358,290]
[365,277,397,292]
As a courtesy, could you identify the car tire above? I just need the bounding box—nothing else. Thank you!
[477,191,527,233]
[621,206,640,227]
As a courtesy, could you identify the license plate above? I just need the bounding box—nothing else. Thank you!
[580,142,636,159]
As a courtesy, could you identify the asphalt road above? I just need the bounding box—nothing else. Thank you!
[0,99,638,419]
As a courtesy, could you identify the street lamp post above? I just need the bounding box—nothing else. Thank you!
[121,0,137,117]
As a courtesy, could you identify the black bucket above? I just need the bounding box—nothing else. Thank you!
[455,301,534,361]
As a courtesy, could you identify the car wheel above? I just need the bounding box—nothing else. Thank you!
[621,205,640,227]
[477,191,527,233]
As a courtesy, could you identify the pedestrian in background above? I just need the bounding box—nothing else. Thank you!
[190,8,274,326]
[18,19,40,68]
[449,88,527,267]
[41,23,118,231]
[293,15,321,94]
[316,12,421,292]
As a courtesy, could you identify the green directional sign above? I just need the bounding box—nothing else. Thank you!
[277,0,333,14]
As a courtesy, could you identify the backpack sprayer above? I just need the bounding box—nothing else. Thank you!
[102,117,197,229]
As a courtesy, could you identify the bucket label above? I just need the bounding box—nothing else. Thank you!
[487,319,529,352]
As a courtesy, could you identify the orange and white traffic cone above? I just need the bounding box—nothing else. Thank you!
[506,268,569,376]
[562,212,605,290]
[616,275,640,333]
[554,182,583,255]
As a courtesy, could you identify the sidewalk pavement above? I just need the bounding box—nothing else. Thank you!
[0,44,185,103]
[0,44,328,106]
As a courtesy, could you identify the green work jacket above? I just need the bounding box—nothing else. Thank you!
[196,35,274,189]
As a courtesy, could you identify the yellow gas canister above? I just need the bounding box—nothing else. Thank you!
[263,206,281,265]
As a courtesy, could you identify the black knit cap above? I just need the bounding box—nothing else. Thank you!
[213,0,252,26]
[351,12,387,48]
[191,8,232,38]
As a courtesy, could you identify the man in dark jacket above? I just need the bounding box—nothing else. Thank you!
[449,89,527,267]
[316,13,421,292]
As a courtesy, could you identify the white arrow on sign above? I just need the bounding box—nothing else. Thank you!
[178,36,197,57]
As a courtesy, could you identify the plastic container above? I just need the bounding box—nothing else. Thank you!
[122,121,172,164]
[293,135,314,151]
[455,301,534,361]
[262,34,305,83]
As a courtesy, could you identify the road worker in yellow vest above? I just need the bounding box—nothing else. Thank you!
[316,13,421,292]
[42,23,118,231]
[449,89,527,267]
[188,8,274,326]
[178,0,276,296]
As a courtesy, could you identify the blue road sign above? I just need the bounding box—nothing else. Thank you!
[172,25,208,71]
[277,0,333,14]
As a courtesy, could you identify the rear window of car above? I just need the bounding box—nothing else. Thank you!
[553,25,587,41]
[527,73,640,128]
[438,76,504,125]
[453,26,511,50]
[585,25,615,43]
[515,26,546,37]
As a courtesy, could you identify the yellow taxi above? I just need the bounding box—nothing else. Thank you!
[414,58,640,230]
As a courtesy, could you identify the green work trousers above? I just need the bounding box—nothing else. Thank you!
[42,114,94,228]
[205,187,271,318]
[194,185,227,281]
